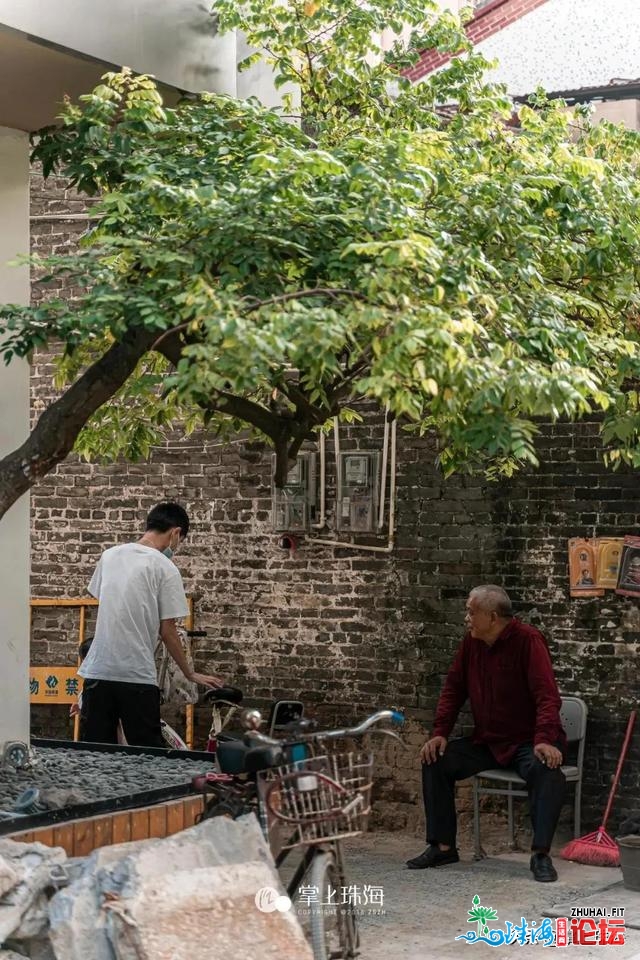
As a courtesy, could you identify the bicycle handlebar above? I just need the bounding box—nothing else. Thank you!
[246,709,405,748]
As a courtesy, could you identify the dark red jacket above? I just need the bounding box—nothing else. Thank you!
[432,618,566,765]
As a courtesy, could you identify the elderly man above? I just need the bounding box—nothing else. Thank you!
[407,585,566,882]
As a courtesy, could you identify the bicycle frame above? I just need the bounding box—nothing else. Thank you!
[199,709,403,960]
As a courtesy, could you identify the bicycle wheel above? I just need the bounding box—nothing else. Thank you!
[309,850,355,960]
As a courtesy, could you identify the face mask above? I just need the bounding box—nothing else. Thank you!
[163,532,179,560]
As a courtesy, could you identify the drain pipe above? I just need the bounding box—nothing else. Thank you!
[311,428,326,529]
[378,405,390,531]
[311,417,396,554]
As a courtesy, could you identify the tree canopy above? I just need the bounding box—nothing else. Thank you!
[2,0,640,519]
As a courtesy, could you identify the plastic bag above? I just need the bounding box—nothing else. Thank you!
[155,626,199,705]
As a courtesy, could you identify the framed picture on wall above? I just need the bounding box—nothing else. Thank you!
[616,536,640,597]
[595,538,624,590]
[568,538,604,598]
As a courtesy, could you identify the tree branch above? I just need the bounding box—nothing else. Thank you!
[241,287,366,313]
[154,333,286,444]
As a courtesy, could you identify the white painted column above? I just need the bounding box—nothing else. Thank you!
[0,127,30,748]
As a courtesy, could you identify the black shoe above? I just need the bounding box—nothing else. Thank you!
[530,852,558,882]
[406,845,460,870]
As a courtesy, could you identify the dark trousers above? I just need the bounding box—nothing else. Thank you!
[422,737,566,852]
[80,679,164,748]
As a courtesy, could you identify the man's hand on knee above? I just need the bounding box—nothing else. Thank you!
[534,743,563,769]
[420,735,448,764]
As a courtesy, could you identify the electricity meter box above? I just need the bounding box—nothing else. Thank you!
[336,451,380,533]
[272,451,317,531]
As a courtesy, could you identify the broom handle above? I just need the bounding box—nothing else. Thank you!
[599,710,636,834]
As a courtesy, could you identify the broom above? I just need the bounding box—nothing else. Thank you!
[561,709,636,867]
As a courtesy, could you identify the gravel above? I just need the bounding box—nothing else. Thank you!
[0,747,214,816]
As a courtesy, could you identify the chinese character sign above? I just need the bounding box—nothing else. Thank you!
[29,667,83,704]
[455,895,625,947]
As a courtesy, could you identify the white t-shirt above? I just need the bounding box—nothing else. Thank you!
[79,543,189,686]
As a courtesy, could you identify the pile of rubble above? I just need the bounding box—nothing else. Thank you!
[0,816,312,960]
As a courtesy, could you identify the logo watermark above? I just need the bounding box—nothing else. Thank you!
[456,894,626,947]
[254,883,385,917]
[255,886,293,914]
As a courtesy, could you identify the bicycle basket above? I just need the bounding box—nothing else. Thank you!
[259,751,373,848]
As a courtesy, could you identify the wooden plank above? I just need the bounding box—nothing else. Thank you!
[149,805,167,839]
[131,809,149,841]
[32,827,54,847]
[183,796,203,829]
[166,799,185,837]
[183,797,196,828]
[73,818,95,857]
[112,812,132,845]
[53,824,75,856]
[93,815,113,849]
[11,831,33,843]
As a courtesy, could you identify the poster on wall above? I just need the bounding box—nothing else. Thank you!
[615,535,640,597]
[595,538,624,589]
[568,538,604,597]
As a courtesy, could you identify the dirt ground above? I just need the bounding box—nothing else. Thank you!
[344,832,640,960]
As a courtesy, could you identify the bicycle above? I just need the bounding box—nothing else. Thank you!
[159,629,304,752]
[197,708,404,960]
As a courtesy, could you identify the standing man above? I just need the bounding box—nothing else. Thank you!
[79,501,222,747]
[407,585,566,882]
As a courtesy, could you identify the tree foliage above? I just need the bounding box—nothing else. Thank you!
[2,0,640,517]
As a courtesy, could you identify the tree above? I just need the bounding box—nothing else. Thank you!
[2,0,640,521]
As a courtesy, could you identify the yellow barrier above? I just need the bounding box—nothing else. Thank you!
[29,597,195,747]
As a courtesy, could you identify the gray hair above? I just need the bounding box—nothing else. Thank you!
[469,585,513,619]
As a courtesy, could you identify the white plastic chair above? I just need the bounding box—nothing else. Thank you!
[472,695,588,859]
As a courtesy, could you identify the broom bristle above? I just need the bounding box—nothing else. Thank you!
[561,831,620,867]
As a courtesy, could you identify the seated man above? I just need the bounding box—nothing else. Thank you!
[407,585,566,883]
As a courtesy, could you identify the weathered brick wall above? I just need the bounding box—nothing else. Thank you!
[28,168,640,848]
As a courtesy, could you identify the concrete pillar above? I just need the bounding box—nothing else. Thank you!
[0,127,30,748]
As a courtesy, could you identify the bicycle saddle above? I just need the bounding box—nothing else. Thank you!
[203,686,244,704]
[216,738,284,775]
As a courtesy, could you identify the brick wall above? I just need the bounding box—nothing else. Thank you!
[28,169,640,847]
[406,0,552,83]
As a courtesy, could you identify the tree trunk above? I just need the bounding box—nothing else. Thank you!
[0,328,156,521]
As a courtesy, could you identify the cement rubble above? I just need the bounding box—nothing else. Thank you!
[0,840,66,944]
[1,816,312,960]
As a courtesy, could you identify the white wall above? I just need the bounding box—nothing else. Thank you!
[0,0,235,95]
[475,0,640,97]
[0,127,30,747]
[235,33,290,110]
[593,99,640,132]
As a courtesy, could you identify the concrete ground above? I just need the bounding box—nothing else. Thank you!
[344,833,640,959]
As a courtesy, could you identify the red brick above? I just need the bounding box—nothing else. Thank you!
[410,0,551,82]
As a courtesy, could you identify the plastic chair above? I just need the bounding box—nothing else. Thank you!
[472,695,588,859]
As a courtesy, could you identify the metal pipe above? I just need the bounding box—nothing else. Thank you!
[311,429,326,529]
[378,405,390,530]
[311,418,397,554]
[29,214,101,222]
[388,415,397,539]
